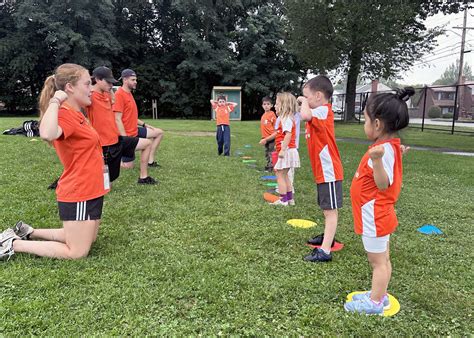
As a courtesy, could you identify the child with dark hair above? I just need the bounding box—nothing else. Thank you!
[210,95,238,156]
[298,75,344,262]
[259,96,277,171]
[344,87,414,315]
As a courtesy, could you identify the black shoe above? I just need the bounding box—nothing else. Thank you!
[148,161,161,168]
[48,178,59,190]
[304,248,332,262]
[137,176,157,185]
[307,233,336,247]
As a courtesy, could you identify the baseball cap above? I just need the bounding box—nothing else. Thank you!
[120,69,137,79]
[92,66,118,84]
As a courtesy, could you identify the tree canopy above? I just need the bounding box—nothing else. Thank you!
[286,0,469,120]
[0,0,303,118]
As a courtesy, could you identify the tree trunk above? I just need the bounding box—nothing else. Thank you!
[344,47,362,122]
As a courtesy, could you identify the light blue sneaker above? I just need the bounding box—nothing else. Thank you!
[352,291,390,310]
[344,296,384,315]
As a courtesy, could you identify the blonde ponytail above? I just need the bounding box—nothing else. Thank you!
[38,76,57,120]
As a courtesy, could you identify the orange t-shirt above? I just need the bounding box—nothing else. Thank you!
[86,91,119,146]
[212,102,234,125]
[350,138,403,237]
[113,87,138,137]
[304,103,344,183]
[54,104,109,202]
[275,117,296,152]
[260,111,276,138]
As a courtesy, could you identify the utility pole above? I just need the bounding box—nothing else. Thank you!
[453,8,473,120]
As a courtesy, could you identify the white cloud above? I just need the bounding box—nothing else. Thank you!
[400,10,473,85]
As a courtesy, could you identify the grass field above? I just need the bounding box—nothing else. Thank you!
[0,117,473,335]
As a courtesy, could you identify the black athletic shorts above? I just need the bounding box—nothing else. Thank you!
[316,180,343,210]
[58,196,104,221]
[120,136,139,162]
[102,142,122,182]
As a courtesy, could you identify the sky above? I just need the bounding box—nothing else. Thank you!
[400,9,474,85]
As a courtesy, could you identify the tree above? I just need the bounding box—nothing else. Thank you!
[286,0,468,121]
[433,61,474,85]
[0,0,120,111]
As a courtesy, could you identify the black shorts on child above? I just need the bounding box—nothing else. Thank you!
[316,180,343,210]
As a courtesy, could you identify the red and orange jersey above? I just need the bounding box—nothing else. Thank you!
[54,103,109,202]
[212,102,234,125]
[275,117,297,152]
[350,138,403,237]
[86,91,119,146]
[113,87,139,137]
[304,103,343,183]
[260,111,276,138]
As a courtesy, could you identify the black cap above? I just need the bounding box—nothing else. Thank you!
[120,69,137,79]
[92,66,118,84]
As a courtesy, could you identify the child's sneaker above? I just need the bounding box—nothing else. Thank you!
[269,199,288,206]
[0,238,15,261]
[307,233,335,247]
[12,221,34,240]
[352,292,390,310]
[0,229,20,245]
[344,296,384,315]
[303,248,332,262]
[288,199,295,206]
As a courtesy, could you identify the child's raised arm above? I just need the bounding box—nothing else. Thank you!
[297,96,312,121]
[227,102,238,106]
[368,145,390,190]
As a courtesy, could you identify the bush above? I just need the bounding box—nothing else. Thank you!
[442,113,454,119]
[428,105,441,118]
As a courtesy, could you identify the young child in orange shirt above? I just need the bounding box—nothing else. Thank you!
[298,75,344,262]
[269,92,300,206]
[344,87,414,315]
[259,96,277,171]
[210,95,238,156]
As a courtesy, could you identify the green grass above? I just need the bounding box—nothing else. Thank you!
[0,118,473,335]
[334,122,474,152]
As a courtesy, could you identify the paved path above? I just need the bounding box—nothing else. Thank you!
[337,137,474,157]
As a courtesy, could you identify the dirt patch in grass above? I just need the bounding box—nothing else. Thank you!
[167,131,215,137]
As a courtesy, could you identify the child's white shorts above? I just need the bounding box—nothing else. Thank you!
[362,234,390,253]
[274,148,300,170]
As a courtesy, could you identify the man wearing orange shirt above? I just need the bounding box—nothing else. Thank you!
[88,67,156,185]
[113,69,164,168]
[210,95,238,156]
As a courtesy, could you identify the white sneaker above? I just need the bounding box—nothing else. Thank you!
[0,229,19,245]
[288,199,295,206]
[269,199,288,206]
[0,238,15,261]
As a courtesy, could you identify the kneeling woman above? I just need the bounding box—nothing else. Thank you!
[0,63,109,260]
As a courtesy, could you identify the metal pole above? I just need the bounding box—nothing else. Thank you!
[452,85,459,135]
[421,86,428,132]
